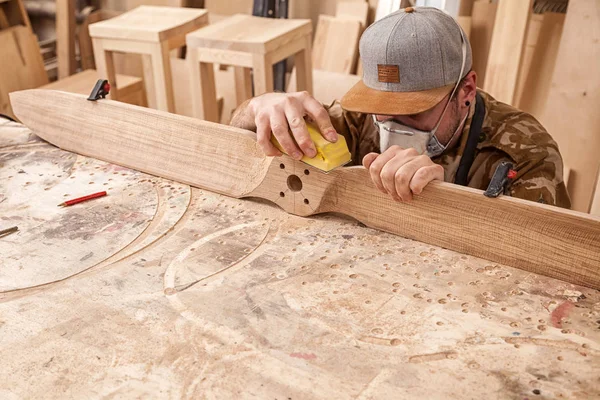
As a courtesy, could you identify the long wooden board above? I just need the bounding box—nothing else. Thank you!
[483,0,533,105]
[10,89,600,290]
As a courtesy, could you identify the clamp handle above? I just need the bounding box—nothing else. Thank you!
[87,79,110,101]
[484,161,517,198]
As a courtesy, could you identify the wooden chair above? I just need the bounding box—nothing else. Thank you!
[185,14,313,122]
[89,5,208,112]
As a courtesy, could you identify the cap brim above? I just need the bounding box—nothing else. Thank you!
[340,80,455,115]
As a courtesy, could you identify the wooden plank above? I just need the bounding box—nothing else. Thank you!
[591,167,600,217]
[10,89,600,290]
[0,7,9,28]
[312,15,362,74]
[513,13,544,109]
[456,16,471,39]
[336,1,369,27]
[287,68,361,105]
[541,0,600,213]
[0,0,31,29]
[483,0,533,105]
[204,0,253,15]
[56,0,77,79]
[469,0,497,87]
[516,13,565,120]
[0,26,48,119]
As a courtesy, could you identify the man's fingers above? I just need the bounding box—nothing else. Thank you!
[409,164,445,195]
[284,100,316,158]
[302,95,338,142]
[362,153,379,169]
[255,113,281,156]
[367,147,400,193]
[270,112,302,160]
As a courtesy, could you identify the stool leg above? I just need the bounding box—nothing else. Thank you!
[148,41,176,113]
[295,35,313,95]
[188,48,219,122]
[142,55,157,109]
[252,55,274,96]
[92,38,118,101]
[234,67,253,106]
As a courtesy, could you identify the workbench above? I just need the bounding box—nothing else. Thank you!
[1,117,599,398]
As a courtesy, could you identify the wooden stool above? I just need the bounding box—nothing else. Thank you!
[40,69,147,107]
[186,14,313,122]
[89,6,208,112]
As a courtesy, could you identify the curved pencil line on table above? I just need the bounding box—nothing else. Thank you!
[0,182,193,302]
[163,220,271,294]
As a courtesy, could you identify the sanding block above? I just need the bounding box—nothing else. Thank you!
[270,124,352,172]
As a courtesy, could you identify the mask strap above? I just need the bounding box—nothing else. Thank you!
[430,25,467,134]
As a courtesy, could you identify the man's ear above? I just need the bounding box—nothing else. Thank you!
[458,71,477,107]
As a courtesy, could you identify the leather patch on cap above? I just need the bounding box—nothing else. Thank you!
[377,64,400,83]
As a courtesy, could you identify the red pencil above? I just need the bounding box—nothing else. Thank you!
[58,191,107,207]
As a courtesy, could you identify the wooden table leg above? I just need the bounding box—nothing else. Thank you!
[92,38,118,101]
[149,41,176,112]
[252,55,274,96]
[234,67,253,106]
[295,35,313,94]
[188,49,219,122]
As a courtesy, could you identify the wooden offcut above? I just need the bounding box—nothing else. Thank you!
[469,1,497,87]
[336,1,369,28]
[312,15,362,74]
[0,26,48,119]
[56,0,77,79]
[541,0,600,213]
[483,0,533,105]
[10,89,600,290]
[516,12,565,119]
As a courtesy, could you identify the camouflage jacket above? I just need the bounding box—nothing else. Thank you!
[326,89,571,209]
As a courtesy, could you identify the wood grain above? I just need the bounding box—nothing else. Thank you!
[483,0,533,105]
[88,6,208,43]
[0,26,48,119]
[516,12,565,119]
[469,1,497,87]
[287,68,361,105]
[56,0,77,79]
[312,15,361,74]
[540,0,600,213]
[591,167,600,217]
[10,89,600,290]
[336,1,369,28]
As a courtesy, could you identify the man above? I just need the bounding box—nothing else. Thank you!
[230,7,571,208]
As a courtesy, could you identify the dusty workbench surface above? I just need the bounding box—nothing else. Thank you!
[1,118,599,399]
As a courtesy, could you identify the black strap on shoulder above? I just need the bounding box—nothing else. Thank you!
[454,93,485,186]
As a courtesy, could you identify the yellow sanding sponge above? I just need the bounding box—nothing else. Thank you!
[270,124,352,172]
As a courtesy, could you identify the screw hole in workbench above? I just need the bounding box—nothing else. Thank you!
[280,163,285,169]
[304,199,309,205]
[280,192,285,197]
[304,169,310,175]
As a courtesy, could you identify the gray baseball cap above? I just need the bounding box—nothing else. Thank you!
[341,7,472,115]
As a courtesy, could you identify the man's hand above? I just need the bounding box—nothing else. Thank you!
[362,146,445,202]
[246,91,338,160]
